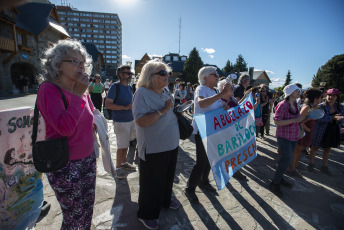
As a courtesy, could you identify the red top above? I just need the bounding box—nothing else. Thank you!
[37,82,95,160]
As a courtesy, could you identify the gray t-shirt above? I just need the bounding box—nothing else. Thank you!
[132,87,179,160]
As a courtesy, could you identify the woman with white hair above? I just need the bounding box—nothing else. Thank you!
[132,60,179,230]
[36,39,96,229]
[269,84,305,198]
[217,78,237,109]
[184,66,232,204]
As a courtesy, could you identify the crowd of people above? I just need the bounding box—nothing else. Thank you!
[35,39,344,230]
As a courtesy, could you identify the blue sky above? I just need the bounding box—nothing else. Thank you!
[50,0,344,88]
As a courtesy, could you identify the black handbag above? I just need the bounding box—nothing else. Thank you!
[32,83,69,173]
[174,109,193,140]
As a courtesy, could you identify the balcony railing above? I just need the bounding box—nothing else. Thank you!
[0,36,16,52]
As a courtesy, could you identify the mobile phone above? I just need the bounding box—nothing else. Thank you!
[255,93,260,97]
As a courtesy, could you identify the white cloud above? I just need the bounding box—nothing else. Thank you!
[122,54,131,59]
[209,55,214,59]
[269,78,285,88]
[265,70,275,75]
[201,48,216,54]
[254,68,275,75]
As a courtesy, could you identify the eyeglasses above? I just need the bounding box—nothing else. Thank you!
[122,72,133,75]
[154,70,170,76]
[209,73,219,78]
[62,59,90,67]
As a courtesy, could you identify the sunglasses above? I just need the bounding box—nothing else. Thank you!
[154,70,170,76]
[95,77,101,79]
[122,72,133,75]
[209,73,219,78]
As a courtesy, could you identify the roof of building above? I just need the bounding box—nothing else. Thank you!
[16,2,68,36]
[82,42,103,62]
[241,70,271,83]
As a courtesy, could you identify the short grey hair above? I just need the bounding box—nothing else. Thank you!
[238,74,250,84]
[217,79,233,92]
[137,59,172,88]
[38,39,92,84]
[198,66,217,85]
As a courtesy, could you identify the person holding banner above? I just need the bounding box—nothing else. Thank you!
[132,60,179,230]
[185,66,232,204]
[270,84,305,198]
[36,39,97,229]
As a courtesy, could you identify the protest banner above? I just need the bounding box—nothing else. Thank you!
[0,107,45,229]
[194,93,257,190]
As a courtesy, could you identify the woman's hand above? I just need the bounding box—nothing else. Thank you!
[74,73,89,97]
[162,97,174,114]
[333,114,344,121]
[295,116,306,123]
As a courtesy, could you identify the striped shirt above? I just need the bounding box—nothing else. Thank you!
[273,100,300,141]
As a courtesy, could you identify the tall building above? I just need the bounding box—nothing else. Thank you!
[56,6,122,78]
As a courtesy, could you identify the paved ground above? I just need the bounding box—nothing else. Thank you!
[2,95,344,229]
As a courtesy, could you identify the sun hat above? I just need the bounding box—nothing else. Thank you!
[283,84,300,98]
[326,88,340,95]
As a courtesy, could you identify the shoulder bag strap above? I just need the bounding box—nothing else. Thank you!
[32,83,68,145]
[113,82,120,104]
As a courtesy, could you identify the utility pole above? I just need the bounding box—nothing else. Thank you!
[178,17,181,54]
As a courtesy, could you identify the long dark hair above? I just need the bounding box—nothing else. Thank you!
[284,96,299,115]
[304,88,322,105]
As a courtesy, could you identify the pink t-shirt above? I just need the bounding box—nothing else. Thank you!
[273,100,300,141]
[37,82,95,160]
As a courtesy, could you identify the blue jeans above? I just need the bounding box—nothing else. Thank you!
[272,137,297,184]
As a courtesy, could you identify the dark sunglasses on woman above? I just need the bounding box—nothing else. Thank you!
[154,70,171,76]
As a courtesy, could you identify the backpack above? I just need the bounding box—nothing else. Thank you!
[103,83,120,120]
[103,82,132,120]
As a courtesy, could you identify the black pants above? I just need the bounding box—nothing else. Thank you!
[90,93,102,111]
[259,113,269,137]
[186,133,211,192]
[137,147,178,220]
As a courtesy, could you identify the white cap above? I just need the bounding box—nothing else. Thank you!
[283,84,300,98]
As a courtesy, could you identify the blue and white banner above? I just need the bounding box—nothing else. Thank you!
[194,93,257,190]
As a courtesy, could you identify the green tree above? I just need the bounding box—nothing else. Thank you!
[233,54,248,73]
[222,59,234,73]
[183,47,204,84]
[312,54,344,98]
[274,87,284,96]
[283,70,292,87]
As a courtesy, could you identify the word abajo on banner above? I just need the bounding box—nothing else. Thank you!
[194,93,258,190]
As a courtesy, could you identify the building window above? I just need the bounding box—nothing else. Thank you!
[181,57,187,61]
[165,56,171,61]
[173,56,179,61]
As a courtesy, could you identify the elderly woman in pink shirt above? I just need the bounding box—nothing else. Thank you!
[269,84,305,198]
[36,39,96,229]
